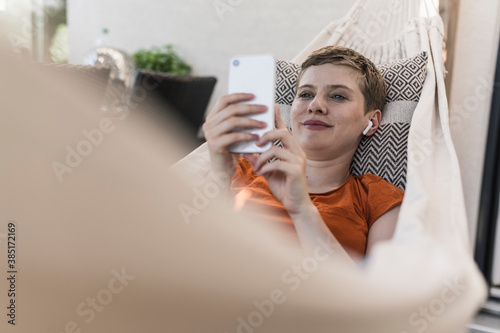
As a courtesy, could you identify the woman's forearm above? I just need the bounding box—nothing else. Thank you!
[289,202,354,264]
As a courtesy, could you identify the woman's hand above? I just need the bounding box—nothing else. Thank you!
[244,106,353,263]
[202,93,268,180]
[244,105,312,215]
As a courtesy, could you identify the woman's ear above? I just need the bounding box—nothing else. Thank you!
[364,109,382,136]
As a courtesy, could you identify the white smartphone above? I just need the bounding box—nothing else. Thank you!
[227,54,275,153]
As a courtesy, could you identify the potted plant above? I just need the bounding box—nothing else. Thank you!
[132,45,191,75]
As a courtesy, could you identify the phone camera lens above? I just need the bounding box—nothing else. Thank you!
[233,59,240,67]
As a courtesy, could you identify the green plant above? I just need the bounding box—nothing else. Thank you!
[133,45,192,75]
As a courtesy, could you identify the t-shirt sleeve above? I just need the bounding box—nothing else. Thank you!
[362,174,404,228]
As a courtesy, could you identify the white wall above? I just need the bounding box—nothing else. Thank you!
[67,0,354,111]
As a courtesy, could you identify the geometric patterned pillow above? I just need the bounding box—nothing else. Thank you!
[274,52,428,190]
[275,60,301,105]
[379,53,428,103]
[350,52,428,190]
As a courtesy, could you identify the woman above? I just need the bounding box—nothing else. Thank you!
[202,46,403,260]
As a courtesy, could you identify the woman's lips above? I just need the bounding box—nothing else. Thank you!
[302,119,332,130]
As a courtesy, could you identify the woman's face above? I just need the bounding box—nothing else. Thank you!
[290,63,370,160]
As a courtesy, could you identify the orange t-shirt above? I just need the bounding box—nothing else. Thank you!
[230,158,404,256]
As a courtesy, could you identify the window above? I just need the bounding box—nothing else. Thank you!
[475,33,500,313]
[1,0,67,62]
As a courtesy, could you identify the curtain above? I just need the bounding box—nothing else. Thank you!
[447,0,500,248]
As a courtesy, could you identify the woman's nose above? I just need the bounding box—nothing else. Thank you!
[308,96,327,114]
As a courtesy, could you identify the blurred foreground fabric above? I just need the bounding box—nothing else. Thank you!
[0,1,488,331]
[0,45,485,333]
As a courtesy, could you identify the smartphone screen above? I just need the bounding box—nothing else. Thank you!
[227,54,275,153]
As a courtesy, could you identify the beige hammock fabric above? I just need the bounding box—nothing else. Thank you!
[168,0,488,332]
[0,1,487,332]
[292,0,473,256]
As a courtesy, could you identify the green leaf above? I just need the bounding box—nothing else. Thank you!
[132,44,192,75]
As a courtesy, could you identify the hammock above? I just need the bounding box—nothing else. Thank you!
[292,0,472,254]
[0,1,487,332]
[170,0,487,331]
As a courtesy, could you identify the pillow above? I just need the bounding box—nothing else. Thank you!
[274,52,428,190]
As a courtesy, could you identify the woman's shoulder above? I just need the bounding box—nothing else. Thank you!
[350,174,404,229]
[351,173,403,193]
[353,173,387,184]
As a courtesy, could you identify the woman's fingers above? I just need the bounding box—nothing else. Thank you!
[207,93,264,125]
[257,159,301,178]
[252,145,301,173]
[205,115,267,141]
[202,93,270,152]
[203,93,267,135]
[256,128,303,157]
[209,132,259,154]
[209,103,267,127]
[204,105,266,140]
[247,114,306,175]
[203,93,268,176]
[210,93,254,116]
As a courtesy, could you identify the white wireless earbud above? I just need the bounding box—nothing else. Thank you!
[362,120,373,135]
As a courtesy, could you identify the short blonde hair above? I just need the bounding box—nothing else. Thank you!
[297,45,387,113]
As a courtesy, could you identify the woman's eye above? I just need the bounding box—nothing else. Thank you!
[331,94,346,100]
[298,92,313,98]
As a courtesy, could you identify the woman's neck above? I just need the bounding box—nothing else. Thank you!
[305,157,351,193]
